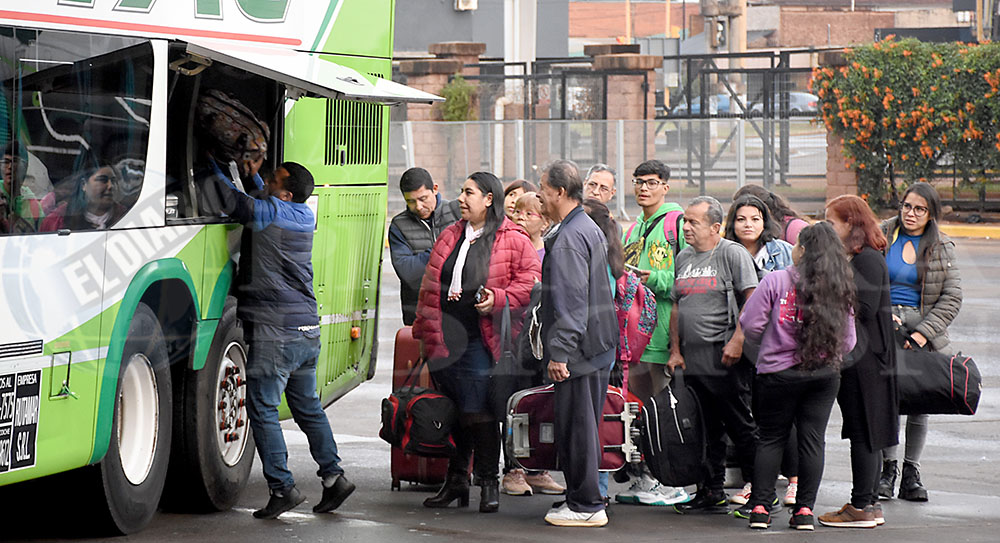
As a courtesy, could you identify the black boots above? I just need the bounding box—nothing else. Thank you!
[877,459,898,500]
[898,462,928,502]
[479,479,500,513]
[253,486,306,519]
[424,471,471,508]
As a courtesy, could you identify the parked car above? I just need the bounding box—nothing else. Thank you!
[748,92,819,117]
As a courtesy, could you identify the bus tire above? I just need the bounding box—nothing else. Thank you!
[166,297,254,512]
[96,302,173,534]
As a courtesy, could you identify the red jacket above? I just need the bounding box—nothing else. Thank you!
[413,217,541,362]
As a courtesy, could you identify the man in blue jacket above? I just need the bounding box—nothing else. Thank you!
[387,167,460,324]
[538,160,618,527]
[215,161,355,519]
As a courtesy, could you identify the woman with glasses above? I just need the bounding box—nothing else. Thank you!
[876,182,962,502]
[512,191,550,260]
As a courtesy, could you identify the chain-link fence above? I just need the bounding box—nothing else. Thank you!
[388,118,829,221]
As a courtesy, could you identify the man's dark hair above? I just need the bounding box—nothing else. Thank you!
[632,159,670,183]
[544,159,583,202]
[399,167,433,194]
[281,161,314,203]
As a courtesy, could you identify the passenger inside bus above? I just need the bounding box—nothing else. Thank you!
[40,164,126,231]
[1,142,47,233]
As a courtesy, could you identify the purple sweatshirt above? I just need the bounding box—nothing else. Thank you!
[739,266,856,374]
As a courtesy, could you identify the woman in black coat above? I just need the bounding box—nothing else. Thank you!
[819,195,898,529]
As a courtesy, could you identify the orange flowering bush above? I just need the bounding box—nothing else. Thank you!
[811,37,1000,204]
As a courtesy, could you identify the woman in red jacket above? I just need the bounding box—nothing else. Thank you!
[413,171,540,513]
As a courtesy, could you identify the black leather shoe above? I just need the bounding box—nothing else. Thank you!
[313,474,356,513]
[479,480,499,513]
[253,486,306,519]
[424,472,470,508]
[898,462,928,502]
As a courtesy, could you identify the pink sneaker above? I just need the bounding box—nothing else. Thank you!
[502,469,532,496]
[525,471,565,495]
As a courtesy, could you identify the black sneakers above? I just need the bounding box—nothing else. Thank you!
[673,490,729,515]
[789,506,815,531]
[253,486,306,519]
[733,497,781,519]
[748,505,772,529]
[313,474,357,513]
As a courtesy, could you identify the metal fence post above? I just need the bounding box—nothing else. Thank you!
[616,119,628,220]
[516,119,525,180]
[403,121,415,169]
[737,118,746,188]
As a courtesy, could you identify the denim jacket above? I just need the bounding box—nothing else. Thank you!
[756,238,795,279]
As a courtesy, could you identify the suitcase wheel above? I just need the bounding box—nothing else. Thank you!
[628,403,640,416]
[630,427,641,439]
[629,451,643,463]
[392,478,401,491]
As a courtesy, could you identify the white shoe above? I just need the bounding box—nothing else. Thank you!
[642,485,690,506]
[730,482,752,505]
[784,482,798,506]
[614,474,650,504]
[544,503,608,527]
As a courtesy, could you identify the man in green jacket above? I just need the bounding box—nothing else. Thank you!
[615,159,688,506]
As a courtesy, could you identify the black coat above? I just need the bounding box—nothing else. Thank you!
[839,247,899,452]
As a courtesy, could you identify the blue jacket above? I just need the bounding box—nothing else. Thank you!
[540,205,618,376]
[757,239,795,278]
[214,172,319,334]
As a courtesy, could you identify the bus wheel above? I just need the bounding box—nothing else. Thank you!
[166,297,254,511]
[97,302,173,534]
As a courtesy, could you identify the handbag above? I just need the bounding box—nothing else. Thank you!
[896,348,982,416]
[489,295,534,420]
[379,358,458,457]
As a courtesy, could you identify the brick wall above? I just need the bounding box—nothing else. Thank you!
[778,9,895,47]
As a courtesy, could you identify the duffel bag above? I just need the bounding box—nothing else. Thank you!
[380,360,458,457]
[897,349,981,416]
[640,369,706,487]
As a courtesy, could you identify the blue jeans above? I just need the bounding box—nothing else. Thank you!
[246,334,343,492]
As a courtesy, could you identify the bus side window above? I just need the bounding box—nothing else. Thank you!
[2,31,153,235]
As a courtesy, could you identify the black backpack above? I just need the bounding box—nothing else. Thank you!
[379,361,458,457]
[640,370,707,487]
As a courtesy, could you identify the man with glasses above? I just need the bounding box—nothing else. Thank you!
[615,159,689,507]
[585,164,621,239]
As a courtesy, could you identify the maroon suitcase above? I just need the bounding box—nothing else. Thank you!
[390,326,449,490]
[505,384,642,472]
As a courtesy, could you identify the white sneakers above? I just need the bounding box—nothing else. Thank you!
[544,502,608,527]
[615,474,690,506]
[784,481,798,506]
[730,482,752,505]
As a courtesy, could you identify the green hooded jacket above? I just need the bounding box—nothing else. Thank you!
[622,202,686,364]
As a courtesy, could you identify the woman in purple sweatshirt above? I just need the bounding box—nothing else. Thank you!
[738,222,857,531]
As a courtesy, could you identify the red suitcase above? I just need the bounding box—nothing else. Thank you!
[505,384,642,472]
[390,326,449,490]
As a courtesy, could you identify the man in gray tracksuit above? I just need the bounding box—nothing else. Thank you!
[538,160,618,527]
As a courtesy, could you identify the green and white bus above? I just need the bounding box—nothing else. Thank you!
[0,0,437,534]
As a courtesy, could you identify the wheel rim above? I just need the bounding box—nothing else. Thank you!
[118,353,159,486]
[214,341,250,467]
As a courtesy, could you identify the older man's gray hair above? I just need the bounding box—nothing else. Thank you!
[585,163,616,182]
[689,195,724,225]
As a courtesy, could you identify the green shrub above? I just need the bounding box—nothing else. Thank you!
[811,37,1000,205]
[439,74,475,122]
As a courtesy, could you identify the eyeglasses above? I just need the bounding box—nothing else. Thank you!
[632,177,666,188]
[514,209,542,220]
[901,202,928,217]
[585,181,613,194]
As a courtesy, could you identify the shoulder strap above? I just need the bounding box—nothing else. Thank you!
[717,243,739,332]
[625,222,637,243]
[662,210,683,256]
